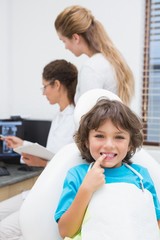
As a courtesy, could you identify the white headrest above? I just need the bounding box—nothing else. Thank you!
[74,89,122,129]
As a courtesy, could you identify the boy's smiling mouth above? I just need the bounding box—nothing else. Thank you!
[100,152,117,160]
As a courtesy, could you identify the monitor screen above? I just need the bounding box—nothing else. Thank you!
[23,119,51,147]
[0,119,51,163]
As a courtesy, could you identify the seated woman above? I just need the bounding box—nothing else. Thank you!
[0,59,78,240]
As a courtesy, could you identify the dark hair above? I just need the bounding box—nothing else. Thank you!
[74,99,143,164]
[42,59,78,104]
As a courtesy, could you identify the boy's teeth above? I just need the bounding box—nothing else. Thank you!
[105,153,115,157]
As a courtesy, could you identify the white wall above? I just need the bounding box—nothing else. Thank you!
[0,0,145,120]
[0,0,12,118]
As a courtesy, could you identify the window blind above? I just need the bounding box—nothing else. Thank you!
[142,0,160,146]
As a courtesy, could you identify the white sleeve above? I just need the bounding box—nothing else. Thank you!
[46,115,75,154]
[20,140,33,163]
[75,65,104,102]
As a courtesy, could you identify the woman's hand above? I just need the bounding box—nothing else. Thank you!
[22,153,47,167]
[4,136,23,148]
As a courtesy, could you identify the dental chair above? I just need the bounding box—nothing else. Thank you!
[19,89,160,240]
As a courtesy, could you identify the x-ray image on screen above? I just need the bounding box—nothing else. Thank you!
[0,121,23,155]
[2,124,18,153]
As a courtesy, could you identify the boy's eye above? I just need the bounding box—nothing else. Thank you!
[95,134,104,138]
[116,135,125,139]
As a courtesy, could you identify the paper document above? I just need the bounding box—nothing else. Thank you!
[14,143,54,161]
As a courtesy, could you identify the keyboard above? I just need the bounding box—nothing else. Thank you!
[0,166,10,176]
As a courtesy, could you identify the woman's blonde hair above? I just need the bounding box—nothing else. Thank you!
[55,5,134,105]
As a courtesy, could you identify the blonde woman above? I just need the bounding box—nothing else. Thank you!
[55,5,134,105]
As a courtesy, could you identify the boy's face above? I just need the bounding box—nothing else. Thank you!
[87,119,131,168]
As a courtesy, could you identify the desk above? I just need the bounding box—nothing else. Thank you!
[0,164,43,201]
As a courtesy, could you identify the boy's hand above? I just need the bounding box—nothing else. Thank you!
[82,154,106,193]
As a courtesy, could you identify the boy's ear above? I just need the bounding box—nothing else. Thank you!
[85,140,89,149]
[128,144,133,154]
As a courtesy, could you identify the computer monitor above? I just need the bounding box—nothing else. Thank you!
[23,119,51,147]
[0,118,51,164]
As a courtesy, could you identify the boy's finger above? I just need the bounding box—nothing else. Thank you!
[92,154,105,169]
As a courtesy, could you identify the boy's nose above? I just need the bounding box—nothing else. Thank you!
[103,138,114,148]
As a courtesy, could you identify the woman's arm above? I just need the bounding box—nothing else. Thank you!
[58,155,105,238]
